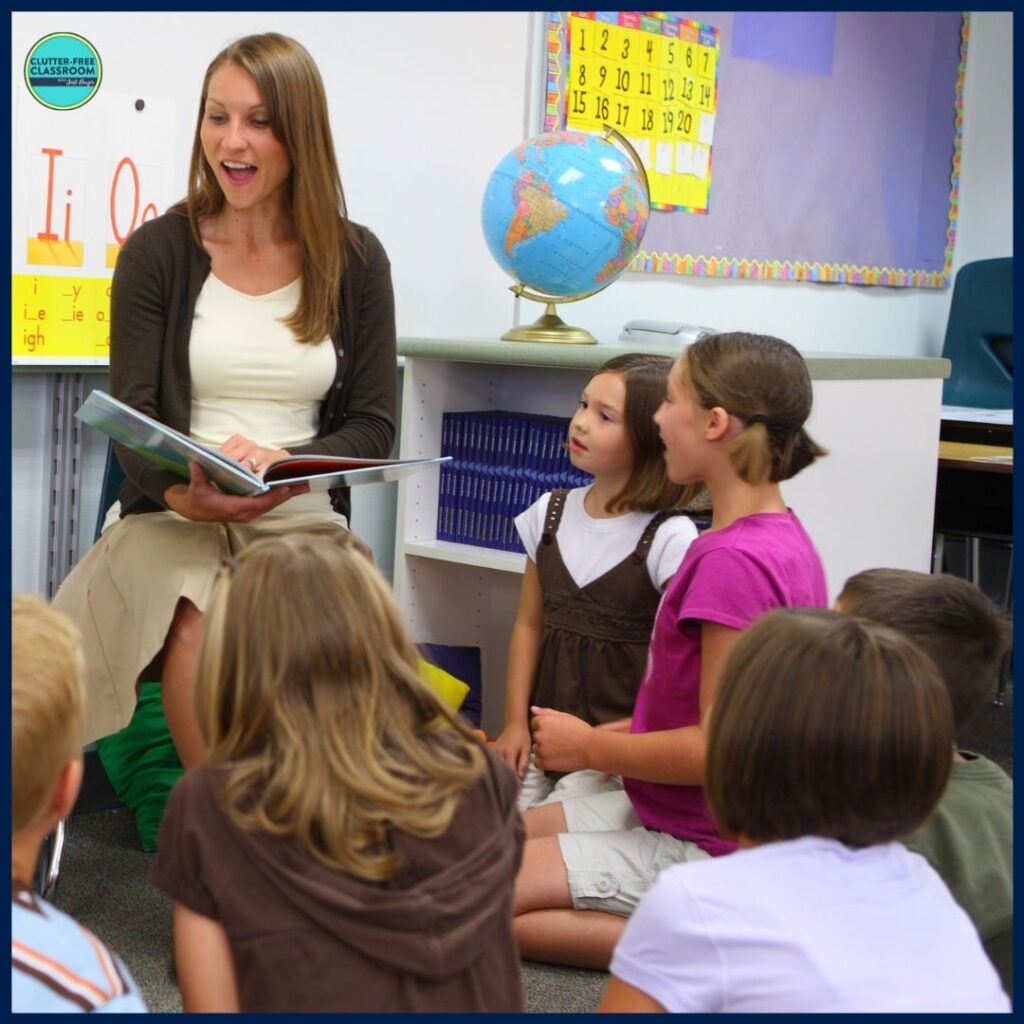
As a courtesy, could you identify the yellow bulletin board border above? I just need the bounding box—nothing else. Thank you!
[544,11,968,289]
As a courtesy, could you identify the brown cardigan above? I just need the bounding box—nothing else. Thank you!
[108,210,397,520]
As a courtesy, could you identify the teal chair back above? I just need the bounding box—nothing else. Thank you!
[942,258,1013,408]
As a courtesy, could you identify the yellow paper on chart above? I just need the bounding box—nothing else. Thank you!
[12,274,112,359]
[564,12,719,212]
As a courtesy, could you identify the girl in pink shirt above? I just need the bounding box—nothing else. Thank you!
[513,332,828,970]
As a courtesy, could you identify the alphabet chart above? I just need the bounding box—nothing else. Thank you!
[544,11,720,212]
[12,88,177,364]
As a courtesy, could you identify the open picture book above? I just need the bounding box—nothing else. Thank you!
[76,390,449,497]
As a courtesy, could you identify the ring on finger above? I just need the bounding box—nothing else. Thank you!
[249,457,259,470]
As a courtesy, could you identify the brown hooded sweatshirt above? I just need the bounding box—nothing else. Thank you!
[150,747,525,1012]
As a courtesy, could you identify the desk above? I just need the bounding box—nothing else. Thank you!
[934,438,1013,538]
[939,441,1013,474]
[933,431,1013,614]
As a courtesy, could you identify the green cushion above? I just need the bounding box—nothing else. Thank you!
[95,682,182,852]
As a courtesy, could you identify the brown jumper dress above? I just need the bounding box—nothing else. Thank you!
[530,488,691,726]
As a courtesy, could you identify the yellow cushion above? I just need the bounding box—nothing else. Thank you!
[417,657,470,711]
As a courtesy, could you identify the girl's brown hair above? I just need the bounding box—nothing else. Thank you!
[685,332,828,484]
[596,352,704,513]
[706,608,953,848]
[195,530,486,882]
[175,33,355,344]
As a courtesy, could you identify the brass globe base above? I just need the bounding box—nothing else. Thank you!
[501,305,597,345]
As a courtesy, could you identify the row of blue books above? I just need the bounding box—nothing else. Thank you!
[437,410,592,552]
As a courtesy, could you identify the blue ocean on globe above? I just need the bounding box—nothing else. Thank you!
[481,130,649,300]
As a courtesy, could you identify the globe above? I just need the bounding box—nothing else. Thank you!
[481,128,650,343]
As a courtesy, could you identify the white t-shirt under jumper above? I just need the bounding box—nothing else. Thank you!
[515,486,698,590]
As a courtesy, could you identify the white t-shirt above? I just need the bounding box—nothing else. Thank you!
[611,835,1010,1013]
[515,486,698,590]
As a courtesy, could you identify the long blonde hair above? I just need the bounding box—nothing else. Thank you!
[195,530,486,881]
[175,32,355,343]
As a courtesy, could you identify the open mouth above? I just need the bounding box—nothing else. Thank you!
[222,161,256,184]
[570,437,587,453]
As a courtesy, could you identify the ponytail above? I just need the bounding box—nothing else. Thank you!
[687,332,829,483]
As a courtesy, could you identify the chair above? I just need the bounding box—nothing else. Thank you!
[941,257,1013,408]
[36,443,125,898]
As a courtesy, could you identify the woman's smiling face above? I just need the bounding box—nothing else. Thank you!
[200,62,292,214]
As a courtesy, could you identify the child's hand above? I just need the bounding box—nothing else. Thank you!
[530,706,593,773]
[494,721,532,778]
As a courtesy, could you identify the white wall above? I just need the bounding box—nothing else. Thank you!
[9,11,1014,594]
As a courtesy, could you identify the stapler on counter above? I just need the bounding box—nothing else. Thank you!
[618,320,718,346]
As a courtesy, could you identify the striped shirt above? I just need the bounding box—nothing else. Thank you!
[11,880,147,1013]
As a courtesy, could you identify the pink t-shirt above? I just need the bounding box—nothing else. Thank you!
[624,511,827,856]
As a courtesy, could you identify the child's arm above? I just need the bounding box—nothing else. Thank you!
[174,902,241,1012]
[533,622,739,785]
[494,559,544,777]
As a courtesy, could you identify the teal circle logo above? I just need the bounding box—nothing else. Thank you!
[24,33,102,111]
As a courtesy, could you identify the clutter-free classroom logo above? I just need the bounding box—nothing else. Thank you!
[24,33,103,111]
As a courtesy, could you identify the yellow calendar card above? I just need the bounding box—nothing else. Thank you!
[549,11,720,212]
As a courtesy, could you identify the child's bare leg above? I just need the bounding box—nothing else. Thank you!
[515,909,625,970]
[160,598,207,769]
[523,800,567,839]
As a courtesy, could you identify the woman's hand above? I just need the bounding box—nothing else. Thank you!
[218,434,290,477]
[494,719,533,779]
[530,706,594,774]
[164,462,309,523]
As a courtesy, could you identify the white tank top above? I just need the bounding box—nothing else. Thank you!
[188,273,335,449]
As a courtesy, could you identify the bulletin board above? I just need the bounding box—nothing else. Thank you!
[544,11,969,288]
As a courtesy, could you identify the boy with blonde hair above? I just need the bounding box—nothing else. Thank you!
[12,595,147,1013]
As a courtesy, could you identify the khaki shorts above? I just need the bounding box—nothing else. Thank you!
[516,757,623,812]
[557,788,710,917]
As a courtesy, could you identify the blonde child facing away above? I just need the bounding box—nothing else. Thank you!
[602,609,1010,1013]
[12,596,148,1013]
[149,531,524,1013]
[495,353,703,810]
[514,332,829,969]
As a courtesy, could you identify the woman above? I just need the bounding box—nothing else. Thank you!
[53,33,396,767]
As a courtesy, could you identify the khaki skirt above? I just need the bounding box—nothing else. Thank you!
[52,491,347,745]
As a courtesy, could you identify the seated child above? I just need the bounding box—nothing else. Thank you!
[514,333,828,968]
[601,609,1010,1013]
[150,531,525,1013]
[837,567,1013,996]
[495,352,701,810]
[11,595,147,1013]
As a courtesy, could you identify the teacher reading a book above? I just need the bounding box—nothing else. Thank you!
[53,33,397,767]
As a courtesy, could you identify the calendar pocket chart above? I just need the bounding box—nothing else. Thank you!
[550,11,720,213]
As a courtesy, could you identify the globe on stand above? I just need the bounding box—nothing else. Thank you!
[481,127,650,344]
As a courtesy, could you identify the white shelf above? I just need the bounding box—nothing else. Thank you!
[405,539,526,574]
[392,341,945,735]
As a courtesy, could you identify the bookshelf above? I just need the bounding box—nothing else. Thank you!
[394,337,951,735]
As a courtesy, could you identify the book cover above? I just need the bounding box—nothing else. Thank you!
[76,390,449,496]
